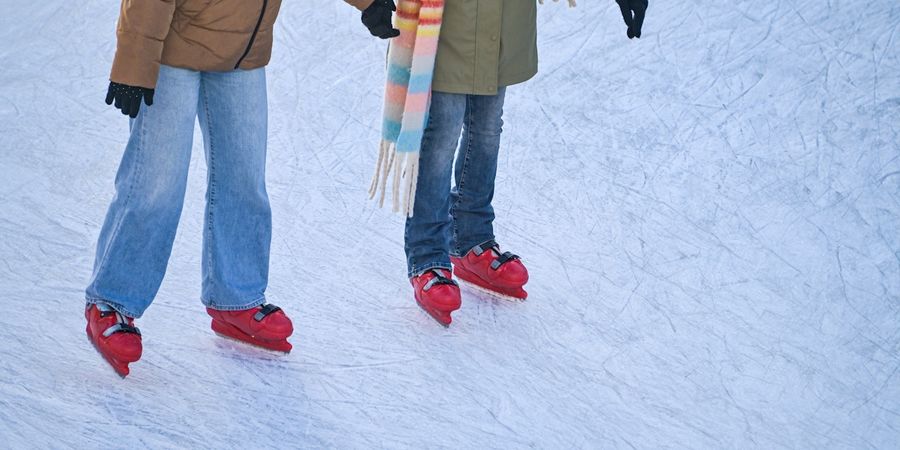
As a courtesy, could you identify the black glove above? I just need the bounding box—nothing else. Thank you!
[362,0,400,39]
[105,81,154,118]
[615,0,648,39]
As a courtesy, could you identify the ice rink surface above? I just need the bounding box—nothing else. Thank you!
[1,0,899,448]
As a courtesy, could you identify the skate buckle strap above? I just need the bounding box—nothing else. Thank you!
[471,240,499,257]
[471,240,520,270]
[102,323,141,338]
[491,251,520,270]
[254,304,283,322]
[423,269,458,291]
[94,302,117,318]
[93,303,140,336]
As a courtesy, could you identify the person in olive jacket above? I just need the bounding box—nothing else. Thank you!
[85,0,394,377]
[404,0,648,311]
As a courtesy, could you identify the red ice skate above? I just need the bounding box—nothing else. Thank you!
[411,269,462,326]
[85,303,143,378]
[207,304,293,353]
[451,240,529,300]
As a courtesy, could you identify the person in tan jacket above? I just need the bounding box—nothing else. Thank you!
[85,0,395,378]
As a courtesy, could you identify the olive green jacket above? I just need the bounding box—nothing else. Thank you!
[433,0,538,95]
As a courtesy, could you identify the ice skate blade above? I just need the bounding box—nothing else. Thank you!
[212,332,293,354]
[211,320,292,354]
[452,265,528,301]
[86,332,130,378]
[455,277,527,302]
[415,300,453,327]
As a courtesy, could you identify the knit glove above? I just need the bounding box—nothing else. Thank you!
[615,0,648,39]
[362,0,400,39]
[105,81,155,119]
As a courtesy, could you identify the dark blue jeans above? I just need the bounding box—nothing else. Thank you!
[404,88,506,277]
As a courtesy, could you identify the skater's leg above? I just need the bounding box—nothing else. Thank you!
[450,88,506,257]
[85,66,201,318]
[196,68,271,310]
[404,91,467,277]
[446,88,527,299]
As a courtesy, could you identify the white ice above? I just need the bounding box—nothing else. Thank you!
[1,0,898,448]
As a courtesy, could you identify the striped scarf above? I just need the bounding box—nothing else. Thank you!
[369,0,576,217]
[369,0,444,217]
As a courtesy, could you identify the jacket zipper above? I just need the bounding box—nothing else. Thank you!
[234,0,269,69]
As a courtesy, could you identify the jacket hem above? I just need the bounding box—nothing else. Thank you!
[432,67,537,96]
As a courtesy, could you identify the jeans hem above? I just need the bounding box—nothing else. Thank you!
[408,263,453,279]
[85,296,143,319]
[202,295,267,312]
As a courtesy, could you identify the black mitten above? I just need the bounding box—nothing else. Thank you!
[362,0,400,39]
[615,0,648,39]
[105,81,154,119]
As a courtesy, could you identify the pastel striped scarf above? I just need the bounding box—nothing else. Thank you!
[369,0,444,217]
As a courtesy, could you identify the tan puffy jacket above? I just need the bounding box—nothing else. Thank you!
[111,0,374,89]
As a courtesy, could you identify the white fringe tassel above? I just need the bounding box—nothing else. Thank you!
[369,140,420,217]
[538,0,577,6]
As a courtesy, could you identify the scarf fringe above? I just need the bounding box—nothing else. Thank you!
[369,140,419,217]
[538,0,577,6]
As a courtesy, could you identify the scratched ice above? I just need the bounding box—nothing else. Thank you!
[1,1,898,448]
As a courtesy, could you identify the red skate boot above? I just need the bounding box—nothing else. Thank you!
[85,303,143,378]
[411,269,462,327]
[451,240,529,300]
[207,304,293,353]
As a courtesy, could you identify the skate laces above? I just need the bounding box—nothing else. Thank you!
[93,303,141,337]
[471,240,520,270]
[423,269,458,291]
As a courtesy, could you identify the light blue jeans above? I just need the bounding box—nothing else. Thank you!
[86,65,271,318]
[404,88,506,277]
